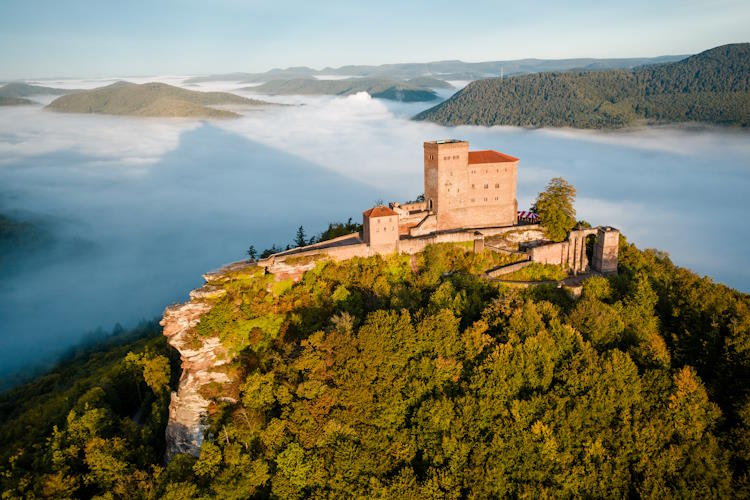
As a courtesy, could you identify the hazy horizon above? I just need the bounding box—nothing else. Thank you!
[3,50,699,82]
[2,0,749,80]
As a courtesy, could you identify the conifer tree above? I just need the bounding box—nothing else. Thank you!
[294,226,307,248]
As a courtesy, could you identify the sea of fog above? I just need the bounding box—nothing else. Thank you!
[1,78,749,382]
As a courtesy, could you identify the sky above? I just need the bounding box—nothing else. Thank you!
[1,0,749,79]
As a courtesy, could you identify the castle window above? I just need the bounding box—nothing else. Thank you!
[495,183,499,188]
[484,184,488,189]
[495,196,498,200]
[470,198,475,203]
[484,197,487,201]
[471,184,475,189]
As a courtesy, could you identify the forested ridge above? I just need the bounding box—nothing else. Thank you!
[1,238,749,498]
[415,43,750,128]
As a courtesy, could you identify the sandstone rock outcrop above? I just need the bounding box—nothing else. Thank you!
[160,287,230,460]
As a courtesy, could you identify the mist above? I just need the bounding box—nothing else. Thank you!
[1,80,749,382]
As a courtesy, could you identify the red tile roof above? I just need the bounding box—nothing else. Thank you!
[468,150,519,164]
[363,205,398,218]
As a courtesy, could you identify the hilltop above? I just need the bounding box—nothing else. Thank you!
[0,82,76,106]
[415,43,750,128]
[0,82,73,99]
[46,81,271,118]
[2,237,749,497]
[246,77,439,102]
[406,76,454,89]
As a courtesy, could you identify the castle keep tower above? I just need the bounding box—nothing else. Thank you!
[424,140,518,231]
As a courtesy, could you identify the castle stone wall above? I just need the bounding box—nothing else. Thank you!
[529,241,571,266]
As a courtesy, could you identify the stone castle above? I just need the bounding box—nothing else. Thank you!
[163,140,621,459]
[260,140,619,280]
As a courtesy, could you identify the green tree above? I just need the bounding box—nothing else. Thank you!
[534,177,577,242]
[247,245,257,260]
[294,226,307,248]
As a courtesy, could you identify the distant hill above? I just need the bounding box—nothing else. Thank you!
[0,82,76,105]
[406,76,454,89]
[185,54,687,85]
[46,81,270,118]
[246,77,439,102]
[415,43,750,129]
[0,96,33,106]
[0,82,73,99]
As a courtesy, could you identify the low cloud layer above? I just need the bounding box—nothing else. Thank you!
[1,78,749,380]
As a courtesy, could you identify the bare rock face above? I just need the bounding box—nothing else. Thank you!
[161,292,230,461]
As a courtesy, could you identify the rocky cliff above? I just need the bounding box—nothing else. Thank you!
[160,272,233,460]
[160,259,305,460]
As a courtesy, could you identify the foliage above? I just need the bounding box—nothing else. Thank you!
[260,244,283,259]
[316,218,362,243]
[0,324,175,498]
[294,226,307,248]
[3,238,750,497]
[534,177,577,242]
[46,81,269,118]
[416,43,750,128]
[184,240,748,496]
[246,245,257,260]
[501,262,568,282]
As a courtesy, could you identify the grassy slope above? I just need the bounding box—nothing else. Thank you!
[415,43,750,128]
[46,81,271,118]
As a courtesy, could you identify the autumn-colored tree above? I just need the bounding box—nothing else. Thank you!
[2,240,749,497]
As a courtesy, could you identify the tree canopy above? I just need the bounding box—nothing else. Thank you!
[2,238,749,497]
[415,43,750,128]
[534,177,577,242]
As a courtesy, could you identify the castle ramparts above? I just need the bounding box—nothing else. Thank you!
[258,140,619,281]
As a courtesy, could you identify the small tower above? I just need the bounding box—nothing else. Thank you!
[363,205,399,254]
[592,227,620,273]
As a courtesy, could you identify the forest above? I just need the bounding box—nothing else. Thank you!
[415,43,750,128]
[1,234,748,498]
